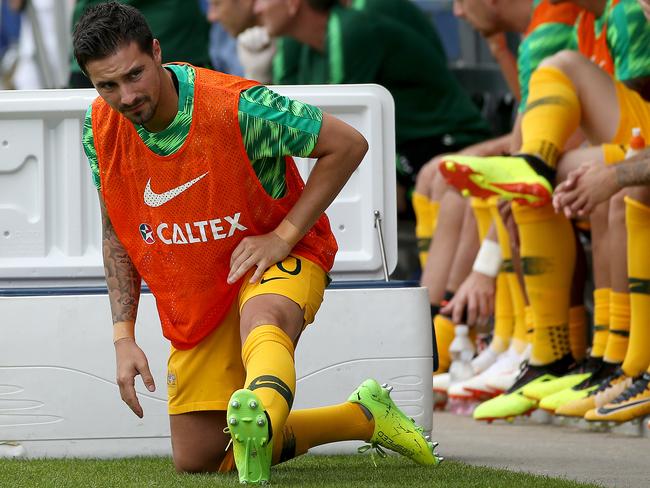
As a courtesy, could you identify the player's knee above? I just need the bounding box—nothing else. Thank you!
[414,157,440,196]
[173,449,225,474]
[539,50,585,80]
[609,189,627,224]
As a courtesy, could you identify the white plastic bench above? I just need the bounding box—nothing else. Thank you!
[0,84,433,458]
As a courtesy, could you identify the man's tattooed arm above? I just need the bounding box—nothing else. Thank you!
[99,192,141,324]
[615,148,650,188]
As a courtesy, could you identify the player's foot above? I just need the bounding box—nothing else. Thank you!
[226,389,273,485]
[471,347,499,373]
[522,356,601,401]
[464,345,529,399]
[585,373,650,422]
[349,379,443,466]
[555,368,632,418]
[539,359,618,413]
[432,372,449,410]
[447,348,499,401]
[439,154,553,207]
[473,354,573,422]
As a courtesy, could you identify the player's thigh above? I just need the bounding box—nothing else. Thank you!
[238,254,328,343]
[170,410,229,473]
[555,145,605,184]
[541,51,619,143]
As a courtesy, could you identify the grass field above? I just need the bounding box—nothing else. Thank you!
[1,455,602,488]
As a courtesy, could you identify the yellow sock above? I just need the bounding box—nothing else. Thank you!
[513,204,575,365]
[489,199,525,353]
[569,306,587,362]
[470,198,492,241]
[434,314,455,373]
[272,403,373,464]
[520,67,581,168]
[604,291,630,364]
[413,192,439,269]
[492,272,514,354]
[525,305,535,345]
[591,288,611,358]
[622,198,650,376]
[242,325,296,439]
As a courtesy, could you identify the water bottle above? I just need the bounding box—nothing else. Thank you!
[447,325,477,415]
[626,128,646,158]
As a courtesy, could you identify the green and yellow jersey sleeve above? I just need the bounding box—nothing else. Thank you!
[83,64,323,199]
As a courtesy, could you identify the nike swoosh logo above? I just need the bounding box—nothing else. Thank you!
[597,398,650,415]
[143,172,209,208]
[260,277,288,284]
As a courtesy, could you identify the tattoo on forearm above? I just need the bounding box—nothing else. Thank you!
[100,198,141,324]
[615,158,650,187]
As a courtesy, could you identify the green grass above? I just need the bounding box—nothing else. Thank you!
[1,455,601,488]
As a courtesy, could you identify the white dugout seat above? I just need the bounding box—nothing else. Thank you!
[0,85,433,458]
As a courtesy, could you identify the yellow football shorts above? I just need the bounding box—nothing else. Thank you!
[167,254,328,415]
[599,81,650,166]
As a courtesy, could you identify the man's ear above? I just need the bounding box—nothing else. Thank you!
[152,39,162,65]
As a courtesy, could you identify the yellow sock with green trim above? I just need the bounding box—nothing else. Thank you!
[604,292,630,365]
[470,198,492,241]
[242,325,296,440]
[492,272,514,354]
[434,314,455,373]
[569,306,587,362]
[591,288,611,358]
[271,403,373,464]
[520,67,581,168]
[413,192,439,269]
[622,198,650,376]
[489,199,520,353]
[525,305,535,345]
[513,204,575,365]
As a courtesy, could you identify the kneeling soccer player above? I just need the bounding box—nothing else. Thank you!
[73,2,441,483]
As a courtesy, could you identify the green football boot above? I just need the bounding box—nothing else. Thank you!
[439,155,553,207]
[348,379,443,466]
[473,354,574,422]
[522,357,602,401]
[226,389,273,484]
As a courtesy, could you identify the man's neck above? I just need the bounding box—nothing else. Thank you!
[143,67,178,133]
[286,7,330,52]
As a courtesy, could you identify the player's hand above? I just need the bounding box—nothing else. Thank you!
[228,232,292,284]
[441,271,496,327]
[114,338,155,418]
[553,161,619,218]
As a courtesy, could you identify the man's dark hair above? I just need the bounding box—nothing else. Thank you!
[73,1,154,75]
[305,0,340,12]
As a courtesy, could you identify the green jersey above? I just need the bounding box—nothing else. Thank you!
[276,6,488,149]
[602,0,650,82]
[84,65,322,199]
[70,0,211,75]
[274,0,445,84]
[518,0,581,112]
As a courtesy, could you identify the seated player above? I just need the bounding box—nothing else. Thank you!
[440,0,650,420]
[423,0,583,409]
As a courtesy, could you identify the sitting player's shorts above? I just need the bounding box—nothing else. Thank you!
[166,254,328,415]
[600,81,650,166]
[612,80,650,145]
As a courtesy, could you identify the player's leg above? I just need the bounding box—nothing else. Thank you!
[556,190,632,417]
[413,158,442,269]
[167,303,247,473]
[439,51,622,204]
[229,255,317,483]
[585,186,650,422]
